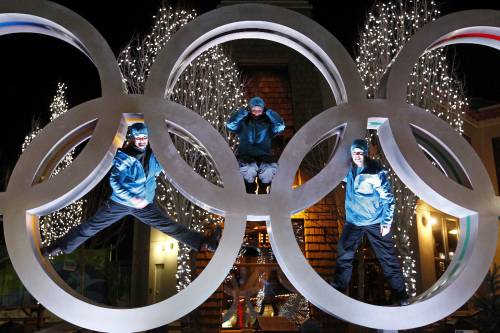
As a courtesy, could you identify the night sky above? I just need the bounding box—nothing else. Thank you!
[0,0,499,191]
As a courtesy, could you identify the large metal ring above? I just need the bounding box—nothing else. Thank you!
[0,2,498,331]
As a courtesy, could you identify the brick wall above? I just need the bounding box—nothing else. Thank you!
[194,251,224,333]
[303,193,342,279]
[302,187,347,333]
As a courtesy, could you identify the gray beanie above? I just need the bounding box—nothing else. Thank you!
[350,139,368,155]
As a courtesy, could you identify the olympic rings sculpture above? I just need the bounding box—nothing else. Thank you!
[0,1,498,331]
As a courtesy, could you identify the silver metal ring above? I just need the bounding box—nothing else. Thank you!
[0,2,498,331]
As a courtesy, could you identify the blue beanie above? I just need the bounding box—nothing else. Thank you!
[128,123,148,138]
[249,96,265,108]
[350,139,368,155]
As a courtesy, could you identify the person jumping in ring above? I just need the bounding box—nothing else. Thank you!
[42,123,220,257]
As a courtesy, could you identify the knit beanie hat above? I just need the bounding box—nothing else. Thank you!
[128,123,148,138]
[249,96,265,108]
[350,139,368,155]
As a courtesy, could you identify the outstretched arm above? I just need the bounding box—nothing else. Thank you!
[226,108,249,133]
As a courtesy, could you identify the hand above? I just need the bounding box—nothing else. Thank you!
[130,198,149,209]
[380,224,391,237]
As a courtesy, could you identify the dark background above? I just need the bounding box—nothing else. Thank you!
[0,0,499,190]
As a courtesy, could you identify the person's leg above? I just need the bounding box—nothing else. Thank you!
[257,162,277,194]
[134,204,205,251]
[256,178,268,194]
[239,161,258,193]
[365,224,408,303]
[55,200,130,254]
[332,223,365,291]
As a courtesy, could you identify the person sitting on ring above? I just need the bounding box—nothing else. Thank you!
[226,96,285,194]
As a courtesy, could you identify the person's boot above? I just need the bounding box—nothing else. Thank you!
[257,179,270,194]
[245,181,257,194]
[200,225,222,252]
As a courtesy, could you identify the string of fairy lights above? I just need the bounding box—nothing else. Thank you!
[22,83,86,247]
[17,1,468,316]
[118,6,244,292]
[357,0,468,296]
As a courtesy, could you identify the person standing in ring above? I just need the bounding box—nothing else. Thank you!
[331,138,410,306]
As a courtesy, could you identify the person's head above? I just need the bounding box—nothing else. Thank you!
[249,96,265,117]
[350,138,368,167]
[127,123,149,150]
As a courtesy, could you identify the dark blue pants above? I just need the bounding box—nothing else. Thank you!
[333,223,406,293]
[56,199,204,253]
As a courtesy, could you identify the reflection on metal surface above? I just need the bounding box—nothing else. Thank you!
[0,1,498,331]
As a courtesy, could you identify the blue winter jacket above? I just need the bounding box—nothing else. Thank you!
[226,107,285,163]
[344,159,395,226]
[109,149,163,207]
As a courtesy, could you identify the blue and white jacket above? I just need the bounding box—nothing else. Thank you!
[226,107,285,163]
[109,148,163,207]
[344,159,395,226]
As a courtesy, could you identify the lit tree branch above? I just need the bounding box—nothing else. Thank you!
[118,5,244,292]
[357,0,468,297]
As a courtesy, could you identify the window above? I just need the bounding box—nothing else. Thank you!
[431,216,459,279]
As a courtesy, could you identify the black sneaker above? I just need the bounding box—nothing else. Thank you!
[41,244,62,258]
[200,225,222,252]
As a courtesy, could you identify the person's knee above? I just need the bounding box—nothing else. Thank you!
[79,223,106,236]
[240,162,258,183]
[258,171,274,183]
[336,248,355,263]
[139,214,172,228]
[258,163,277,183]
[336,258,353,267]
[79,227,99,237]
[383,264,403,274]
[242,171,257,183]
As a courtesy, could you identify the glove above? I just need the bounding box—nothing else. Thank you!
[380,224,391,237]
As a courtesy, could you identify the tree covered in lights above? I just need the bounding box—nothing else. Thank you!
[22,83,86,248]
[356,0,468,296]
[279,293,310,326]
[118,5,244,292]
